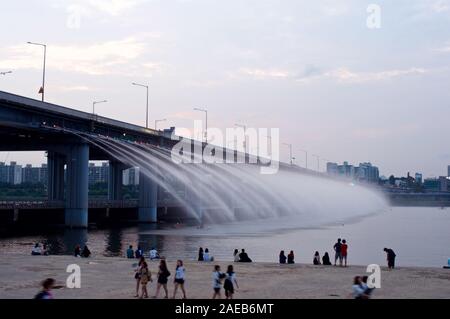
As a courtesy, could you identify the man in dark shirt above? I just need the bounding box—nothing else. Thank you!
[384,248,397,269]
[238,249,252,263]
[333,238,343,266]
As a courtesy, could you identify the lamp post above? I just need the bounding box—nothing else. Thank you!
[27,42,47,102]
[283,143,293,165]
[299,149,308,169]
[155,119,167,130]
[132,82,149,128]
[312,154,320,172]
[0,71,12,76]
[193,107,208,144]
[92,100,108,115]
[235,124,247,152]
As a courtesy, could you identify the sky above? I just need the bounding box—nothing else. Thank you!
[1,0,450,178]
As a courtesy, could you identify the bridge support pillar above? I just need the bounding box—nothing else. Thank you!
[48,151,66,201]
[138,173,158,223]
[65,144,89,228]
[108,161,125,200]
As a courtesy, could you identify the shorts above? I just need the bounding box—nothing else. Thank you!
[175,279,185,285]
[158,277,168,285]
[335,252,342,261]
[214,288,221,293]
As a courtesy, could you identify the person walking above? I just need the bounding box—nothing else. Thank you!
[224,265,239,299]
[34,278,55,300]
[134,256,146,297]
[384,248,397,269]
[172,260,187,299]
[154,259,171,299]
[333,238,343,266]
[139,261,152,299]
[212,265,226,299]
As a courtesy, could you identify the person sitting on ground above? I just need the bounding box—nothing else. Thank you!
[313,251,321,265]
[384,248,396,269]
[74,245,81,258]
[322,252,332,265]
[34,278,56,300]
[204,248,214,262]
[32,243,42,256]
[81,245,91,258]
[198,247,204,262]
[42,244,49,256]
[135,246,143,259]
[238,249,252,263]
[234,249,240,262]
[361,276,375,298]
[127,245,135,259]
[279,250,287,264]
[352,276,369,299]
[149,247,160,260]
[287,251,295,264]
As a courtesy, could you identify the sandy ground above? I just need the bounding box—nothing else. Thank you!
[0,253,449,299]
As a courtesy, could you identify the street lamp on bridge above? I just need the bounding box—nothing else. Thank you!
[298,149,308,169]
[282,143,294,165]
[312,154,320,172]
[132,82,149,129]
[92,100,108,115]
[193,107,208,144]
[155,118,167,130]
[27,42,47,102]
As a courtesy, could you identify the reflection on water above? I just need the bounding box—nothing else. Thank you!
[1,207,449,267]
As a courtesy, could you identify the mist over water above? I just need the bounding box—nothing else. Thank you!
[80,134,388,230]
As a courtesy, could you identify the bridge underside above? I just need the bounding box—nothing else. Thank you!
[0,91,174,228]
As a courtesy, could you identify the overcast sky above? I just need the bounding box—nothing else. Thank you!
[1,0,450,177]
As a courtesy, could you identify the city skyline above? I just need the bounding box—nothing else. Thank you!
[1,1,450,177]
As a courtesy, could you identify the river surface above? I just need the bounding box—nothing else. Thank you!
[0,207,449,268]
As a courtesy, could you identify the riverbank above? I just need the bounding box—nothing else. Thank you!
[0,253,449,299]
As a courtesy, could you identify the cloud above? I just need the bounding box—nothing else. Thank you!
[50,0,149,17]
[297,67,427,84]
[0,35,164,76]
[237,68,291,79]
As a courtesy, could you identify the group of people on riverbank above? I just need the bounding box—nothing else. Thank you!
[31,243,49,256]
[126,245,161,260]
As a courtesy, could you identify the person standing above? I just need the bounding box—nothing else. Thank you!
[224,265,239,299]
[154,259,171,299]
[139,261,152,299]
[384,248,397,269]
[341,240,348,267]
[279,251,287,264]
[34,278,55,300]
[333,238,343,266]
[287,251,295,264]
[173,260,187,299]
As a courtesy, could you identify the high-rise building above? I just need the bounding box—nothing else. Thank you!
[415,173,423,185]
[7,162,22,185]
[22,164,40,184]
[88,162,109,184]
[326,161,379,183]
[123,167,139,186]
[326,162,339,176]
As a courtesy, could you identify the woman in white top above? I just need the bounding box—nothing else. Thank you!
[233,249,240,262]
[204,248,214,262]
[172,260,187,299]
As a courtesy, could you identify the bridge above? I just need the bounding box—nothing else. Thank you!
[0,90,188,228]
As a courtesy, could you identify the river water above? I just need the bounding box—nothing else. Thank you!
[1,207,449,268]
